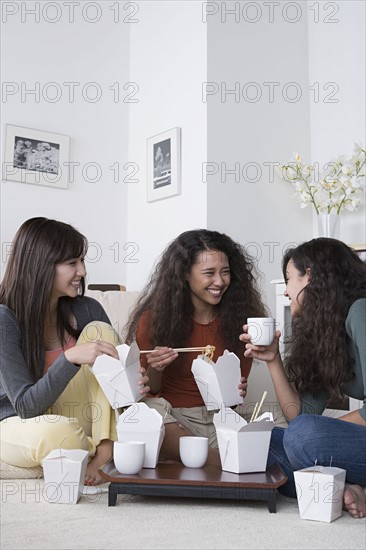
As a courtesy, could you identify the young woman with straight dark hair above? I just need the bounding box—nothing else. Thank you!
[0,217,148,485]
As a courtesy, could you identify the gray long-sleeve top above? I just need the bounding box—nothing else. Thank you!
[300,299,366,421]
[0,296,110,421]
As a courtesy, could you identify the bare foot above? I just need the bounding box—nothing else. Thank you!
[343,484,366,518]
[84,439,113,486]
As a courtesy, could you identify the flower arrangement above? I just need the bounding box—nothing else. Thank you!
[279,143,366,215]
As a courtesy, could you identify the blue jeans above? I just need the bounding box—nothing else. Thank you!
[266,414,366,498]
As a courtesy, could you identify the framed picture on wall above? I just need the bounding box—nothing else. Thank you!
[3,124,70,189]
[147,127,181,202]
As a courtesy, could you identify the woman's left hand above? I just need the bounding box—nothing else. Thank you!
[138,367,150,396]
[238,376,248,398]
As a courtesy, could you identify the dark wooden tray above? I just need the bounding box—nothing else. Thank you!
[99,462,287,512]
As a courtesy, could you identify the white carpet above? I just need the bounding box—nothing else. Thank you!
[0,479,365,550]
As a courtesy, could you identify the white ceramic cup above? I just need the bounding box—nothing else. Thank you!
[247,317,276,345]
[113,440,145,475]
[179,436,209,468]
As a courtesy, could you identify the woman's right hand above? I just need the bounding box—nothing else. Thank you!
[240,325,281,364]
[64,341,119,366]
[146,346,178,372]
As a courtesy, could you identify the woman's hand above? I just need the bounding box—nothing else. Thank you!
[64,341,119,365]
[138,367,150,396]
[238,376,248,398]
[240,325,281,364]
[146,346,178,372]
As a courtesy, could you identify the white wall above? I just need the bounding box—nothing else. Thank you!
[204,1,365,410]
[204,3,313,412]
[206,3,312,318]
[204,0,365,314]
[308,0,366,244]
[126,1,208,290]
[2,1,363,291]
[0,1,130,285]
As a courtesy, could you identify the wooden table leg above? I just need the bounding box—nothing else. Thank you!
[267,490,277,513]
[108,484,118,506]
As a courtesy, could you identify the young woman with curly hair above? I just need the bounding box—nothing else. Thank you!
[125,229,267,465]
[0,218,148,484]
[241,238,366,518]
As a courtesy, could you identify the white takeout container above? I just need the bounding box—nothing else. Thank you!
[191,350,243,410]
[42,449,89,504]
[213,408,274,473]
[294,466,346,522]
[92,341,143,408]
[117,402,165,468]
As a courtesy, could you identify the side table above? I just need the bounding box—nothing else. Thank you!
[99,462,288,513]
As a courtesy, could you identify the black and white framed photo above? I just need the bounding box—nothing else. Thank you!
[147,127,181,202]
[3,124,70,189]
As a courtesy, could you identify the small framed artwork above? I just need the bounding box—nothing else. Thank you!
[147,127,181,202]
[3,124,70,189]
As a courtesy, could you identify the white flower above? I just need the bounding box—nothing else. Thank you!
[280,144,366,214]
[344,198,360,211]
[333,154,347,165]
[341,164,352,176]
[298,190,311,206]
[353,176,364,189]
[354,143,363,155]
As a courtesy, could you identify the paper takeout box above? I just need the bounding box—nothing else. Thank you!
[191,350,243,411]
[294,466,346,522]
[117,402,165,468]
[92,341,143,408]
[42,449,89,504]
[213,408,274,473]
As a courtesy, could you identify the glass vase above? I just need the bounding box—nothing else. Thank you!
[316,212,340,239]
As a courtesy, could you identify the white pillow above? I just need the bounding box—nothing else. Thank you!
[85,290,140,340]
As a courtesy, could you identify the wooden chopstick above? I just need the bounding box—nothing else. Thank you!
[249,403,259,423]
[252,391,268,422]
[140,346,215,354]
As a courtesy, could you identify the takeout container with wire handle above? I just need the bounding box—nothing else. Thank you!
[213,408,274,473]
[294,466,346,522]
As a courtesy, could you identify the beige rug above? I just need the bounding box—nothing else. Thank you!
[1,479,365,550]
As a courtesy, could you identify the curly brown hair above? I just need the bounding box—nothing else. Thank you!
[282,238,366,403]
[125,229,267,355]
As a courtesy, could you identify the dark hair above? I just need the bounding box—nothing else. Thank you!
[0,217,88,381]
[125,229,267,354]
[282,237,366,403]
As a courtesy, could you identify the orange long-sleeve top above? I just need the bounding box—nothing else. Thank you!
[136,311,252,408]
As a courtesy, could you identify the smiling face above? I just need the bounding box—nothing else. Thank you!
[186,249,230,314]
[51,257,86,302]
[284,259,310,316]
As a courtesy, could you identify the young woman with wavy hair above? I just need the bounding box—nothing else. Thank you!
[125,228,267,465]
[0,217,148,484]
[241,238,366,518]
